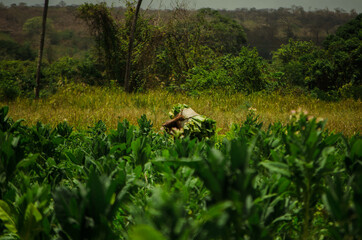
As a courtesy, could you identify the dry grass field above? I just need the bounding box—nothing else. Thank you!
[1,84,361,136]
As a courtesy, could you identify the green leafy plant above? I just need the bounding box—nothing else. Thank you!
[0,181,54,240]
[0,105,360,239]
[53,171,131,240]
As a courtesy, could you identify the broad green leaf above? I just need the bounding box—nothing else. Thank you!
[270,149,282,162]
[64,151,79,165]
[322,192,342,221]
[16,154,38,169]
[324,134,340,145]
[277,177,291,194]
[129,225,167,240]
[25,203,42,222]
[0,233,19,240]
[0,200,17,234]
[260,161,291,177]
[202,201,233,223]
[272,213,293,223]
[351,139,362,159]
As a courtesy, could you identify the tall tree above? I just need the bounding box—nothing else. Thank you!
[124,0,143,93]
[77,3,121,83]
[35,0,49,99]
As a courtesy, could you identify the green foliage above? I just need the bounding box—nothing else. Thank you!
[0,5,359,99]
[0,70,21,101]
[55,121,73,138]
[338,82,362,100]
[322,14,362,97]
[0,40,35,61]
[183,47,266,93]
[186,138,270,239]
[154,7,246,88]
[0,130,24,198]
[44,57,80,83]
[196,8,247,55]
[261,110,342,238]
[0,30,362,236]
[166,104,216,140]
[168,104,189,119]
[324,13,362,46]
[129,224,167,240]
[0,56,106,99]
[53,171,130,240]
[77,2,158,90]
[222,47,266,92]
[272,39,320,88]
[272,39,318,65]
[271,14,362,99]
[137,114,153,136]
[0,60,36,99]
[77,3,122,83]
[23,16,54,38]
[0,182,54,240]
[182,115,216,140]
[16,183,54,239]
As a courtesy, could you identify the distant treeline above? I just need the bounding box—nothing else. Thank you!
[0,4,358,59]
[220,6,358,58]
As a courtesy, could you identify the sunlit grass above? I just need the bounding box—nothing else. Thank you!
[2,84,361,135]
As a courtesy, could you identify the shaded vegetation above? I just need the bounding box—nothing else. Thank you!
[0,105,361,239]
[0,4,360,99]
[0,4,361,239]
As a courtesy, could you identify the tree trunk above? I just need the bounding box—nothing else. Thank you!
[35,0,49,99]
[124,0,143,93]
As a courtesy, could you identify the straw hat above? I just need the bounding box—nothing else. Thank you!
[162,108,199,130]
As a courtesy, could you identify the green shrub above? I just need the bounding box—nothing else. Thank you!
[44,57,80,82]
[307,58,335,91]
[77,55,104,85]
[0,61,37,99]
[221,47,266,92]
[0,40,35,61]
[0,70,20,100]
[272,40,319,88]
[182,47,266,93]
[338,82,362,99]
[183,66,228,91]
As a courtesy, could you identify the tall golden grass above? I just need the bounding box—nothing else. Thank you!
[2,84,361,135]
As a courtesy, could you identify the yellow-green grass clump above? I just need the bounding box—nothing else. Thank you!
[1,84,361,136]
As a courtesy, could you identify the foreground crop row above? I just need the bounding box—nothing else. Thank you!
[0,106,361,239]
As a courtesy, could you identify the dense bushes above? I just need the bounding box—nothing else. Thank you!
[177,13,362,99]
[0,56,105,100]
[0,60,36,100]
[181,47,266,93]
[270,14,362,100]
[0,7,361,100]
[77,2,159,90]
[0,40,35,61]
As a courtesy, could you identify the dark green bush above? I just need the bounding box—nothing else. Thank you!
[272,40,319,88]
[0,40,35,61]
[182,47,266,93]
[338,82,362,99]
[0,60,36,99]
[76,55,104,85]
[0,69,20,100]
[0,55,109,99]
[271,15,362,100]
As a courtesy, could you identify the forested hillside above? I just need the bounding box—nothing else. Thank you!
[0,4,358,59]
[1,3,361,101]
